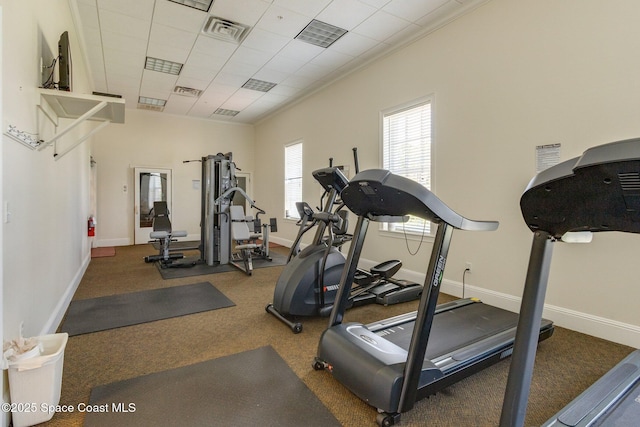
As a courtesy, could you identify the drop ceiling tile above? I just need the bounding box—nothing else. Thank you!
[383,0,449,22]
[227,46,273,69]
[311,48,354,68]
[234,88,266,101]
[252,67,290,84]
[103,50,145,78]
[97,9,151,40]
[141,69,180,94]
[214,70,254,87]
[186,50,230,71]
[221,94,259,110]
[255,4,310,38]
[280,73,318,89]
[149,23,199,50]
[359,0,392,7]
[147,42,191,64]
[76,2,100,29]
[201,83,238,99]
[80,27,103,50]
[97,0,155,21]
[272,0,332,17]
[175,76,208,91]
[295,61,332,80]
[101,31,148,55]
[209,0,271,27]
[164,94,198,114]
[316,0,377,31]
[263,53,307,74]
[352,10,410,42]
[242,27,290,54]
[153,0,208,32]
[278,39,324,62]
[180,63,221,82]
[191,36,239,59]
[220,61,262,80]
[188,102,219,118]
[329,31,378,56]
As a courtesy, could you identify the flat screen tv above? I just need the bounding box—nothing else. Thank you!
[58,31,71,91]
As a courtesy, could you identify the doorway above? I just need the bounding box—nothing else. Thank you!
[134,167,172,244]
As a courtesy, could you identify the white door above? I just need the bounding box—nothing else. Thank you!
[134,167,172,244]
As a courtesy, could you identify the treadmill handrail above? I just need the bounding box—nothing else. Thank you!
[340,169,499,231]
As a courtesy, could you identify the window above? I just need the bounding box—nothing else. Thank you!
[381,98,432,235]
[284,141,303,219]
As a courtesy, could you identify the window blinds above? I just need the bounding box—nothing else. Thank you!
[284,141,303,219]
[382,101,432,234]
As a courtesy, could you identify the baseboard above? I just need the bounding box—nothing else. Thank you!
[444,276,640,348]
[40,250,91,336]
[96,237,131,247]
[269,236,292,248]
[229,238,640,349]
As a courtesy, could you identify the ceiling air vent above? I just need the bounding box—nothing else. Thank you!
[202,16,251,44]
[174,86,203,97]
[168,0,214,12]
[295,19,347,48]
[138,96,166,112]
[213,108,240,117]
[242,78,276,92]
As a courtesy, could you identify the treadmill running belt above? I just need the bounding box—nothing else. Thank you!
[377,302,519,360]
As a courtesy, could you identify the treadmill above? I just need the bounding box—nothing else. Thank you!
[314,169,554,426]
[499,138,640,427]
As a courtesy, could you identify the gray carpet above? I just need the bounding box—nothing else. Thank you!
[155,251,288,280]
[84,346,341,427]
[60,282,235,336]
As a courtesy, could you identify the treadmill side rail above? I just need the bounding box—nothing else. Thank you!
[543,349,640,427]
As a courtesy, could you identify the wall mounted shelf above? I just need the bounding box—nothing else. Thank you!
[37,89,125,160]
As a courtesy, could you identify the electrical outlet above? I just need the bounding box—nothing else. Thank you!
[465,262,472,273]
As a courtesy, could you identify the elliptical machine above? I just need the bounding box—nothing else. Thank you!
[266,149,422,333]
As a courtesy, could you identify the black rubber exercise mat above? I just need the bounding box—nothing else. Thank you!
[84,346,341,427]
[155,251,288,280]
[60,282,234,336]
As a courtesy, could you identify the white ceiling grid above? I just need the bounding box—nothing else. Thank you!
[70,0,487,123]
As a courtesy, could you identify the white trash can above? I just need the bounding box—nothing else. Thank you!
[6,333,68,427]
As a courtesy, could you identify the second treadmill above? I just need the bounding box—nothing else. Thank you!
[314,169,554,426]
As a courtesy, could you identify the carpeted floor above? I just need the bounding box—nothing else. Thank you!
[44,244,634,426]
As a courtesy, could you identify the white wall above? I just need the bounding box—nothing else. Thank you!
[255,0,640,348]
[1,0,95,338]
[91,109,255,247]
[1,0,95,424]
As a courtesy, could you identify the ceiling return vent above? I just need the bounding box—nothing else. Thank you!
[295,19,347,48]
[138,96,166,112]
[242,78,276,92]
[213,108,240,117]
[174,86,203,97]
[202,16,251,44]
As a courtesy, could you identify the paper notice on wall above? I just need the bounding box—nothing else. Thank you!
[536,143,561,173]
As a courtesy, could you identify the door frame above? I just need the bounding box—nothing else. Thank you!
[134,167,172,244]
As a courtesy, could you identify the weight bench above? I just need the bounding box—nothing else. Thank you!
[144,202,192,268]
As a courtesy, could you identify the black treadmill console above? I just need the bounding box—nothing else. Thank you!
[312,167,349,194]
[520,137,640,239]
[341,169,498,232]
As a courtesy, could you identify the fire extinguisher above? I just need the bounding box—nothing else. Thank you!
[88,216,96,237]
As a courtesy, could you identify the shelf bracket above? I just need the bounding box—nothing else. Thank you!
[35,89,126,160]
[53,119,110,160]
[38,100,108,151]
